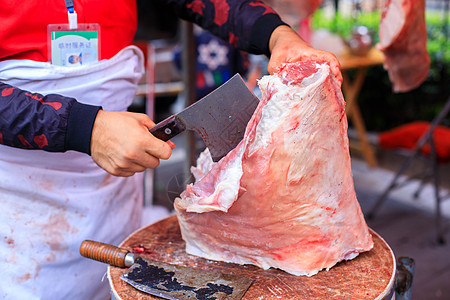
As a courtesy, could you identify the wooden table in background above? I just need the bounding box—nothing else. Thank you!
[338,47,385,167]
[108,215,395,300]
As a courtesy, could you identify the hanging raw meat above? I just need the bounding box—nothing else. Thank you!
[378,0,430,93]
[174,61,373,276]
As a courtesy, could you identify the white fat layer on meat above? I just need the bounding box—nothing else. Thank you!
[178,145,245,213]
[190,148,215,182]
[379,0,406,48]
[249,63,328,155]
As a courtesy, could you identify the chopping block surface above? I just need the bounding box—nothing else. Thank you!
[108,215,395,299]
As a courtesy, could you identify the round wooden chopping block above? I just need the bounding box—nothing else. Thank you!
[108,215,395,300]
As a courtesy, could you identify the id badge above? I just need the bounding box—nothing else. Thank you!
[47,24,101,66]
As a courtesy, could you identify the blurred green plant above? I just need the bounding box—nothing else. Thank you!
[426,11,450,64]
[312,9,448,63]
[312,9,381,43]
[312,8,449,132]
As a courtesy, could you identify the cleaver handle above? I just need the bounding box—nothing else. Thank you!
[80,240,135,268]
[149,115,186,141]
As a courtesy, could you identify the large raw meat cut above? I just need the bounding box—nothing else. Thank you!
[378,0,429,93]
[174,61,373,276]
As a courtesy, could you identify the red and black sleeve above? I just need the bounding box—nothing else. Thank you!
[0,82,101,154]
[160,0,287,57]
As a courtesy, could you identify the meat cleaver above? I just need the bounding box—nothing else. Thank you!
[80,240,253,300]
[149,74,259,162]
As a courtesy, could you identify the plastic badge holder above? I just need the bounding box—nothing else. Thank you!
[47,23,101,66]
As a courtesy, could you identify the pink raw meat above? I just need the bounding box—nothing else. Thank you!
[174,61,373,276]
[378,0,430,93]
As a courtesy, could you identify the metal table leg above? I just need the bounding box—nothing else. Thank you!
[367,97,450,244]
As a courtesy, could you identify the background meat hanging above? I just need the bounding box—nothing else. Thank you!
[377,0,430,93]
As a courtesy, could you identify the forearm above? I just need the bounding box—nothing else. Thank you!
[158,0,287,56]
[0,82,101,154]
[268,25,309,55]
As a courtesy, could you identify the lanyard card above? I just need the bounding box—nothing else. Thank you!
[47,23,101,67]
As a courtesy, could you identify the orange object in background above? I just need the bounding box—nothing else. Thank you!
[378,121,450,163]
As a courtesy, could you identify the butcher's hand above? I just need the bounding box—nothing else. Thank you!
[268,25,343,85]
[90,110,174,177]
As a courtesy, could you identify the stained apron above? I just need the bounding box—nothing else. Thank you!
[0,46,145,300]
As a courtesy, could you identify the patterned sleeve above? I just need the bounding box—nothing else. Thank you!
[158,0,287,56]
[0,82,101,154]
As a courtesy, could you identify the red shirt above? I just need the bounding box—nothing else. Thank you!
[0,0,137,62]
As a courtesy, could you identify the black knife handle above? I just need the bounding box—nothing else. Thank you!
[80,240,130,268]
[149,115,186,141]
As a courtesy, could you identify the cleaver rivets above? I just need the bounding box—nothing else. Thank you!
[165,128,172,135]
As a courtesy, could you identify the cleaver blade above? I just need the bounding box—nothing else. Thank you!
[149,74,259,162]
[80,240,253,300]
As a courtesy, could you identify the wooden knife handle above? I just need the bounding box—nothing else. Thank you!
[80,240,130,268]
[149,115,186,141]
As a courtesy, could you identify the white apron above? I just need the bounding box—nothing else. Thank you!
[0,46,145,300]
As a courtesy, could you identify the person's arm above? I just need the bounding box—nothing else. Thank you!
[0,82,100,153]
[0,82,173,177]
[161,0,342,82]
[159,0,286,56]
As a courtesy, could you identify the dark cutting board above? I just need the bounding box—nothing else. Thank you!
[108,215,395,299]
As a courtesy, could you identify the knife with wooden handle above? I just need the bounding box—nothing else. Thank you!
[80,240,253,300]
[148,73,259,162]
[80,240,135,268]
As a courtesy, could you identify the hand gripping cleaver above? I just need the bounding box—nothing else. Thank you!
[149,74,259,162]
[80,240,253,300]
